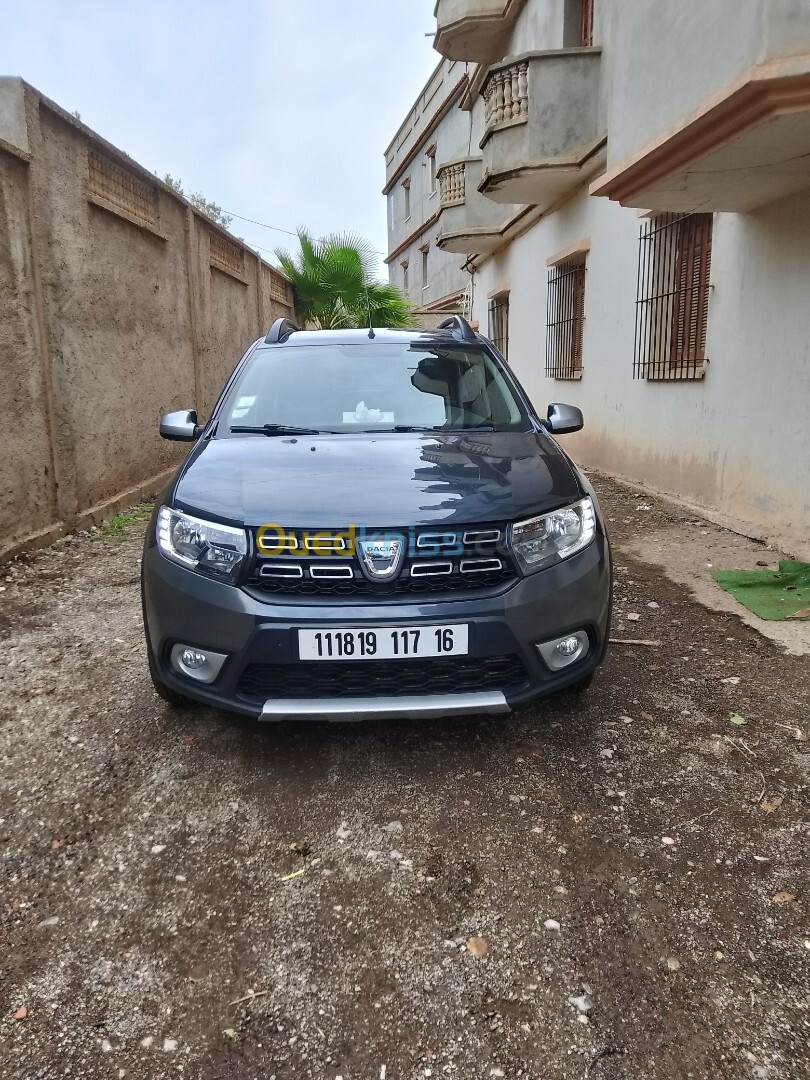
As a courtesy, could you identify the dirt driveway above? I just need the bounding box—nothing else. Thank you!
[1,476,807,1079]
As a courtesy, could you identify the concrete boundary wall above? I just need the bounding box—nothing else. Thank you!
[0,78,296,561]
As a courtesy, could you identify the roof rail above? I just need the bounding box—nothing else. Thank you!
[264,317,301,344]
[437,315,477,343]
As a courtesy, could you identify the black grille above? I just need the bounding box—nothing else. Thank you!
[246,566,514,600]
[248,523,518,602]
[237,655,528,702]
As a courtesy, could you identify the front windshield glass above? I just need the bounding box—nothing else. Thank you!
[221,343,529,434]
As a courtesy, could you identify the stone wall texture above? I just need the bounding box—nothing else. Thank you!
[0,78,296,559]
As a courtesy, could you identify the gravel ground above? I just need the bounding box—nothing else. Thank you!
[1,476,808,1079]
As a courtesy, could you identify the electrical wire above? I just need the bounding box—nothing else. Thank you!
[222,208,388,257]
[220,210,299,238]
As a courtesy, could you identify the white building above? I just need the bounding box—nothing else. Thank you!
[385,0,810,559]
[383,60,475,322]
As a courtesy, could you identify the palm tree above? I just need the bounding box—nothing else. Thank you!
[275,230,412,330]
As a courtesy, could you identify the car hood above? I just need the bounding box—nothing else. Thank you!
[172,431,583,529]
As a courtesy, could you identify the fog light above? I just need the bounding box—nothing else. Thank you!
[536,630,589,672]
[170,643,228,684]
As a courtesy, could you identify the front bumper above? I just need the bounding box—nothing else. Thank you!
[141,536,611,720]
[260,692,510,721]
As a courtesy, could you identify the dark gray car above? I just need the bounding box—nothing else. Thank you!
[141,316,611,720]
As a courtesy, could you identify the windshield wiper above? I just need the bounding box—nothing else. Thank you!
[393,425,447,433]
[367,424,497,434]
[229,424,326,436]
[356,425,468,434]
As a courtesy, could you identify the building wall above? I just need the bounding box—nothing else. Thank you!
[0,143,58,543]
[468,182,810,558]
[393,0,810,556]
[512,0,564,50]
[0,79,295,560]
[512,0,610,133]
[384,60,472,314]
[604,0,810,170]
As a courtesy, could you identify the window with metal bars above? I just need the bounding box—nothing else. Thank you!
[488,295,509,358]
[546,259,586,379]
[634,213,713,381]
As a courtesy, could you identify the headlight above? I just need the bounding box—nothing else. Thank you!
[510,497,596,574]
[157,506,247,582]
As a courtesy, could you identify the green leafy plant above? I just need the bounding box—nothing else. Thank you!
[275,229,412,330]
[161,174,232,229]
[98,502,154,538]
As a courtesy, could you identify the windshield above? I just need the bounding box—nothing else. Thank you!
[220,343,529,435]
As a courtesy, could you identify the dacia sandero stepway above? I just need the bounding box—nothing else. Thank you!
[141,316,611,720]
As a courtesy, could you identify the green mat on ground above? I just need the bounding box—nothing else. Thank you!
[711,560,810,621]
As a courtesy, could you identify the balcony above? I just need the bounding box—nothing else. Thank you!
[433,0,527,64]
[436,157,518,256]
[592,53,810,212]
[478,49,604,207]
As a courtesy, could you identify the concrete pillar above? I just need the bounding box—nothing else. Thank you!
[21,82,80,527]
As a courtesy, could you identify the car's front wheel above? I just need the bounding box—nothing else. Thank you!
[146,642,193,708]
[562,670,595,694]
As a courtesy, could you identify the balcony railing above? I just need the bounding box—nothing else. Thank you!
[436,156,518,256]
[437,160,467,207]
[434,0,527,64]
[479,49,604,207]
[483,60,529,131]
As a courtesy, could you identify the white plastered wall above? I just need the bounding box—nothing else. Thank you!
[471,185,810,558]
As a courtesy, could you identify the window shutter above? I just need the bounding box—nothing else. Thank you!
[670,215,712,365]
[580,0,594,47]
[488,296,510,358]
[635,212,713,380]
[572,264,586,367]
[546,259,586,379]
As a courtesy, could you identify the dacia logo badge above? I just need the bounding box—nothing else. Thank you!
[357,535,405,581]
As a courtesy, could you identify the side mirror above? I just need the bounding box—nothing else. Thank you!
[545,402,583,435]
[159,409,201,442]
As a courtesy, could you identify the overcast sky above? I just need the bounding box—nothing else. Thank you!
[4,0,440,275]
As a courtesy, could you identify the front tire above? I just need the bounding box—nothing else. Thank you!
[562,670,595,694]
[146,642,193,708]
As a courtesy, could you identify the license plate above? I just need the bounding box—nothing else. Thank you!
[298,625,469,661]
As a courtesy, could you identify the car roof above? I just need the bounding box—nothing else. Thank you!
[257,315,488,350]
[258,327,481,348]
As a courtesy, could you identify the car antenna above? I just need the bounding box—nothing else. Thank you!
[364,283,375,339]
